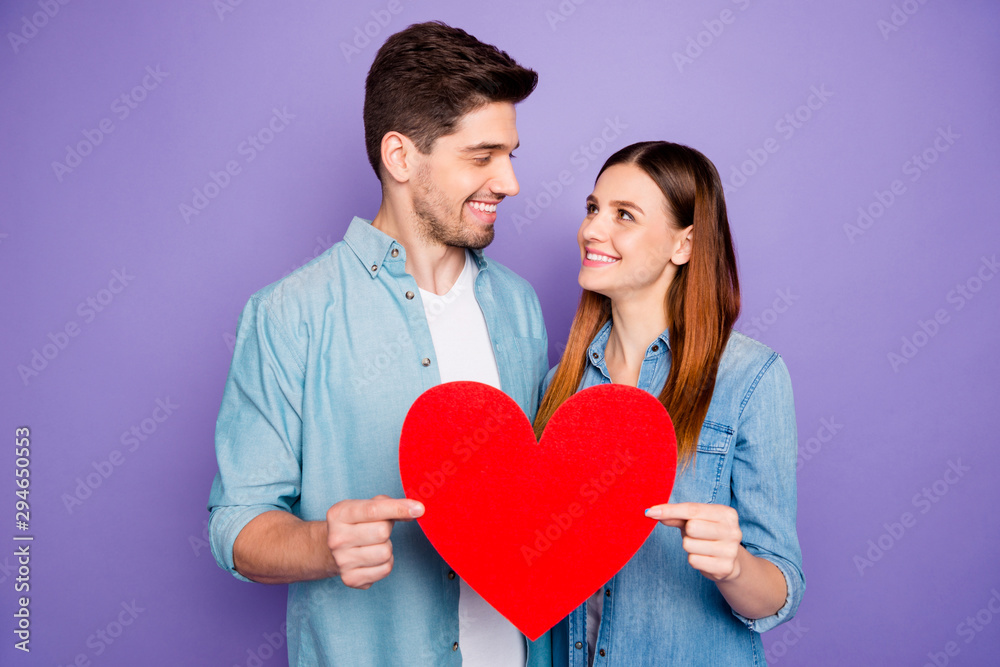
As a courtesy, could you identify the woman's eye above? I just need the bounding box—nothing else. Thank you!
[618,209,634,221]
[586,203,598,214]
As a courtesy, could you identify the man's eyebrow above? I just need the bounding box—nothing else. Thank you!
[460,141,520,152]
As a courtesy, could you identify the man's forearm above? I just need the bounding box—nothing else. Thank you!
[233,510,338,584]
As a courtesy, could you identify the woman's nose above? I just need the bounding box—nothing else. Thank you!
[580,212,609,243]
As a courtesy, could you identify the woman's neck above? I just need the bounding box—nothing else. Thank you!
[605,293,669,387]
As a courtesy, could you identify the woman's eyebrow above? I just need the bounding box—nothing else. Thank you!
[609,200,644,215]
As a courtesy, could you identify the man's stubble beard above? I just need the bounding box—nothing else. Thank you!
[411,166,494,250]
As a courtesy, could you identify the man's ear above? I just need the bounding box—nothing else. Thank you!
[672,228,693,266]
[380,131,418,184]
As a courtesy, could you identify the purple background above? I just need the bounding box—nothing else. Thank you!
[2,1,999,665]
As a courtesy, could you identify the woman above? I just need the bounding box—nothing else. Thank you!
[535,141,804,666]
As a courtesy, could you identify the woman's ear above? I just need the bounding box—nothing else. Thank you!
[671,228,693,266]
[380,131,417,184]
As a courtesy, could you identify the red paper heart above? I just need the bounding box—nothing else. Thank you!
[399,381,677,640]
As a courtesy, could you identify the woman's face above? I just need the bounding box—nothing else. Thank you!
[577,163,691,304]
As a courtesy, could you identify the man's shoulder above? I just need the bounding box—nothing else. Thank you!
[480,255,538,300]
[249,239,351,312]
[476,254,546,344]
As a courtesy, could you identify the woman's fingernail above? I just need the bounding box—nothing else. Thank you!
[645,507,661,519]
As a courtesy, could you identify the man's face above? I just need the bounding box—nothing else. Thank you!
[410,102,520,249]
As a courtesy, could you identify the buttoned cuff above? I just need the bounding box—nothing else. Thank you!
[731,551,804,634]
[208,504,283,583]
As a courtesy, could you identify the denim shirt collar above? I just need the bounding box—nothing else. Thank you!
[585,319,672,380]
[343,216,489,279]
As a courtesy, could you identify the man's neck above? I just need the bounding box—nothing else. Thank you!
[372,202,467,295]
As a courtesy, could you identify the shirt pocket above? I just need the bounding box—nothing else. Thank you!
[671,420,734,504]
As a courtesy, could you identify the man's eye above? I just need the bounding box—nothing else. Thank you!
[474,156,490,164]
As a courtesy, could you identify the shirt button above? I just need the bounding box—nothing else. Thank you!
[599,649,606,657]
[371,264,378,272]
[575,642,583,650]
[605,589,611,597]
[422,358,431,367]
[452,642,459,651]
[448,570,456,580]
[405,290,415,300]
[651,344,659,352]
[592,352,599,359]
[391,248,399,257]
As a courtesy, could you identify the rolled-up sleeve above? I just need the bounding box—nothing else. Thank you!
[728,355,805,633]
[207,294,306,582]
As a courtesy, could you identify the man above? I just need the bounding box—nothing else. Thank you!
[208,21,550,667]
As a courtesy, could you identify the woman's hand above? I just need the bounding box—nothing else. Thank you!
[646,502,788,619]
[645,502,743,581]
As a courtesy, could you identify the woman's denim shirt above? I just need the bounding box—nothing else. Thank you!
[549,322,805,667]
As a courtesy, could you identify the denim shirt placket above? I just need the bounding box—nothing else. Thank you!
[578,328,671,667]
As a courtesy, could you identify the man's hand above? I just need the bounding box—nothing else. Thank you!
[326,495,424,589]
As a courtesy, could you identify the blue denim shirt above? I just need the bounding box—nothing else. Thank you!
[208,217,550,666]
[550,321,804,667]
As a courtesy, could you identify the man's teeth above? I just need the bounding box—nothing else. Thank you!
[586,252,618,263]
[470,202,497,213]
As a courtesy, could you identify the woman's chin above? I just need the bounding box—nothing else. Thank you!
[578,277,614,300]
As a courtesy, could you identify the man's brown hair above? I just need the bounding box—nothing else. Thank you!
[363,21,538,179]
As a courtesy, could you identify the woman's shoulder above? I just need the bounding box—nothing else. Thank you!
[717,330,792,397]
[724,329,780,362]
[541,364,558,395]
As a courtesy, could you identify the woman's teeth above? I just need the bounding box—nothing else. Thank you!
[586,252,618,263]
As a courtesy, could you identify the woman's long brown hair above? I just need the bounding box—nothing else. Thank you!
[533,142,740,465]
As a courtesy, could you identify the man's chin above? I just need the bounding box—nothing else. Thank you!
[464,229,494,250]
[458,212,495,250]
[448,225,494,250]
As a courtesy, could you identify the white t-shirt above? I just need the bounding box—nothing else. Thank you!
[419,250,526,666]
[587,588,604,667]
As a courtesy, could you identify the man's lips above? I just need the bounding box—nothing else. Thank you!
[466,200,499,224]
[468,200,499,213]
